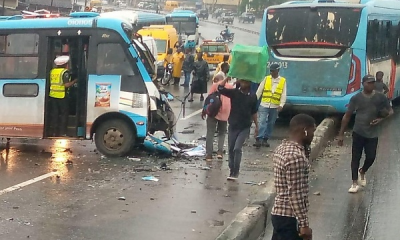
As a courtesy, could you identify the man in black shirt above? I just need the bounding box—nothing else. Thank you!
[218,78,259,180]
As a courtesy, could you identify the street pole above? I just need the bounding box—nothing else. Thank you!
[2,0,6,16]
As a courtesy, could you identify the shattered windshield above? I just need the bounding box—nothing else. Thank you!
[266,7,362,46]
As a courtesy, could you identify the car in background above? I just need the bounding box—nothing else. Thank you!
[196,40,230,70]
[197,9,208,20]
[217,12,234,24]
[238,12,255,24]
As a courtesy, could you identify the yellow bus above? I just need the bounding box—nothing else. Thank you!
[164,1,179,12]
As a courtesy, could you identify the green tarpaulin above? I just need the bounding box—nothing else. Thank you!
[227,44,269,84]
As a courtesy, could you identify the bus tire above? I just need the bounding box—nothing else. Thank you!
[94,119,135,157]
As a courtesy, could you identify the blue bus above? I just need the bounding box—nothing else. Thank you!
[101,10,166,32]
[166,10,199,49]
[259,0,400,114]
[0,12,175,157]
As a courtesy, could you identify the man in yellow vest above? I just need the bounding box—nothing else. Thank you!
[254,63,287,148]
[49,55,77,137]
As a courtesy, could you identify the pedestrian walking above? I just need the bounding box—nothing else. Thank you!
[203,74,232,161]
[181,48,195,87]
[171,47,184,85]
[213,54,230,79]
[254,63,287,148]
[338,74,393,193]
[374,71,389,95]
[188,51,210,102]
[217,78,258,180]
[271,113,316,240]
[213,62,229,82]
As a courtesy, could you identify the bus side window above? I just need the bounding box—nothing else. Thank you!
[0,33,39,79]
[96,43,135,76]
[96,43,146,94]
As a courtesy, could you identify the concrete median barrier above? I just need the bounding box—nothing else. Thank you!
[214,117,339,240]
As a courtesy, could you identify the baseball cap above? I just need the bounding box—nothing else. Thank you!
[270,63,280,71]
[362,75,375,83]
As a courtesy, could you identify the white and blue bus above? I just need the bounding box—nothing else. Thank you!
[259,0,400,114]
[0,12,175,157]
[101,10,166,32]
[166,10,199,49]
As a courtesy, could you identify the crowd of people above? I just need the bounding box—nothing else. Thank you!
[161,47,394,239]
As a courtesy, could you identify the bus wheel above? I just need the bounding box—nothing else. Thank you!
[95,119,135,157]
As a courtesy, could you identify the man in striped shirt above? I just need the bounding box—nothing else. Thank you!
[271,114,316,240]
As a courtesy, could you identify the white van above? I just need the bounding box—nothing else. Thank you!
[142,36,158,58]
[142,36,158,79]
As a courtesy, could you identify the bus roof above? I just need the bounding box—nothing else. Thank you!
[0,12,132,31]
[100,10,165,25]
[167,10,197,18]
[268,0,400,10]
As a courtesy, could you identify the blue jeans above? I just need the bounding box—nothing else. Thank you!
[257,105,278,140]
[183,71,191,86]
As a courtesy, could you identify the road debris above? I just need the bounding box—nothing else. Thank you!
[191,210,197,213]
[244,181,266,186]
[118,197,126,201]
[142,176,159,182]
[313,191,321,196]
[128,157,141,162]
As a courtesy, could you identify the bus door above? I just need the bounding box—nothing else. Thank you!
[44,36,90,138]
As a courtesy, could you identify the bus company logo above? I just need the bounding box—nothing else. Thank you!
[67,19,92,26]
[102,34,110,38]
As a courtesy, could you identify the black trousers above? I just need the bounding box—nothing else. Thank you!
[271,215,302,240]
[351,132,379,180]
[49,97,67,136]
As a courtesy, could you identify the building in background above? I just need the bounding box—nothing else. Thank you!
[203,0,239,11]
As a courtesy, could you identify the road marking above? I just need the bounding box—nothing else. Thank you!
[0,172,58,196]
[181,109,202,120]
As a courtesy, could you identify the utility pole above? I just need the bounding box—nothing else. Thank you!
[2,0,6,16]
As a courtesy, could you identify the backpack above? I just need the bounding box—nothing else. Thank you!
[202,92,222,118]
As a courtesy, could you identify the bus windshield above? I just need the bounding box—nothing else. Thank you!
[166,17,197,35]
[266,7,362,47]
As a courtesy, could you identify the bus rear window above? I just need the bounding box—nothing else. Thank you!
[274,47,344,58]
[266,7,362,47]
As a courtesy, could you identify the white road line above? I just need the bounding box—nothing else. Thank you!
[0,172,58,196]
[181,109,203,120]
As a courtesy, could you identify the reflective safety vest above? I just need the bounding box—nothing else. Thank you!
[49,68,67,99]
[261,76,286,105]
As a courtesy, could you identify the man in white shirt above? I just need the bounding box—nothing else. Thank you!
[213,62,229,82]
[254,63,287,148]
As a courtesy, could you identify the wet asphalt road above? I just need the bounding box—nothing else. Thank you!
[264,111,400,240]
[0,22,281,240]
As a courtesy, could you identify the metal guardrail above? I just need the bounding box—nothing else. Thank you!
[128,8,261,36]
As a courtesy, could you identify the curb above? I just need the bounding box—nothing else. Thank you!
[214,117,339,240]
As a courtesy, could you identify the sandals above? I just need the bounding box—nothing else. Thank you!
[217,153,223,159]
[205,155,213,162]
